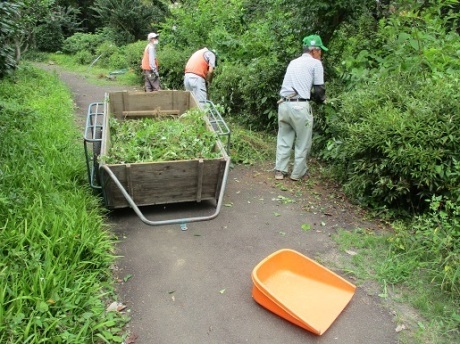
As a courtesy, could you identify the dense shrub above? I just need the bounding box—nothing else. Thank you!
[35,22,64,52]
[156,45,192,90]
[95,41,120,67]
[212,63,246,116]
[0,1,20,78]
[317,3,460,213]
[62,32,106,55]
[107,50,128,70]
[325,75,460,211]
[124,41,145,70]
[122,40,146,85]
[74,50,94,65]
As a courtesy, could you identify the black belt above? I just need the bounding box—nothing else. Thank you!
[283,98,309,102]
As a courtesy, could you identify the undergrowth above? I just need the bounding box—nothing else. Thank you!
[226,118,276,165]
[333,227,460,344]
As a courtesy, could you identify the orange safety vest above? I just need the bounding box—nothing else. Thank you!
[141,44,158,71]
[184,48,209,79]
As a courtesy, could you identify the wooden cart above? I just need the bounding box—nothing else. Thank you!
[84,90,231,226]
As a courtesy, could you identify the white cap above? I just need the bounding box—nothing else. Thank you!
[148,32,159,40]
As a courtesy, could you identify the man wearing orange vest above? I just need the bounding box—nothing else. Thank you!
[141,32,160,92]
[184,48,217,105]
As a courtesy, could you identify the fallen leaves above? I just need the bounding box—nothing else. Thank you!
[345,250,358,256]
[301,223,311,231]
[395,324,406,332]
[125,334,138,344]
[106,302,127,313]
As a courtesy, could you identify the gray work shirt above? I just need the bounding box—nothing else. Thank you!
[203,49,216,68]
[279,53,324,100]
[148,43,157,72]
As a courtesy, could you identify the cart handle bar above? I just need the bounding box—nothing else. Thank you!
[100,160,230,226]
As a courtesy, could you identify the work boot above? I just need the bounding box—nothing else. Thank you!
[275,170,286,180]
[290,173,308,181]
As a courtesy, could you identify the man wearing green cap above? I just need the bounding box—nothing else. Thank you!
[274,34,327,181]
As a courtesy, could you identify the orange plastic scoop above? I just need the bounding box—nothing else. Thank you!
[251,249,356,335]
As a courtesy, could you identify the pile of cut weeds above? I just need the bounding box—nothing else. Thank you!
[104,109,222,163]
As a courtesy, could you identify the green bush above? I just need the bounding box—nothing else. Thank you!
[62,32,106,55]
[123,40,145,85]
[124,41,144,70]
[213,57,281,131]
[323,74,460,211]
[95,41,120,67]
[35,22,64,52]
[317,3,460,213]
[0,1,20,78]
[108,50,128,70]
[74,50,94,65]
[212,63,245,115]
[156,45,191,90]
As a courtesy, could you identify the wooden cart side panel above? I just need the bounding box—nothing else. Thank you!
[214,159,227,201]
[108,91,198,119]
[101,158,227,209]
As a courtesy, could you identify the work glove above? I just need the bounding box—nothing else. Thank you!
[148,72,159,81]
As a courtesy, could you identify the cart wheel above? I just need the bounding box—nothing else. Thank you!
[93,127,102,185]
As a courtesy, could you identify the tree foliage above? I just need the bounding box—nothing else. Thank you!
[91,0,169,45]
[318,0,460,212]
[0,0,81,74]
[157,0,384,130]
[0,1,21,78]
[35,5,81,52]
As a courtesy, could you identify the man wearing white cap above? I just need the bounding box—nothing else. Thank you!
[141,32,160,91]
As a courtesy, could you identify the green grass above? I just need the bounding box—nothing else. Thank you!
[332,228,460,344]
[0,64,126,343]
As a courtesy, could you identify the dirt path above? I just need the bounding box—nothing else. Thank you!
[43,64,401,344]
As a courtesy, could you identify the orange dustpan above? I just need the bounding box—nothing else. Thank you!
[251,249,356,335]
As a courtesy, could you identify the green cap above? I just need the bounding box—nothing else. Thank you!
[302,34,328,51]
